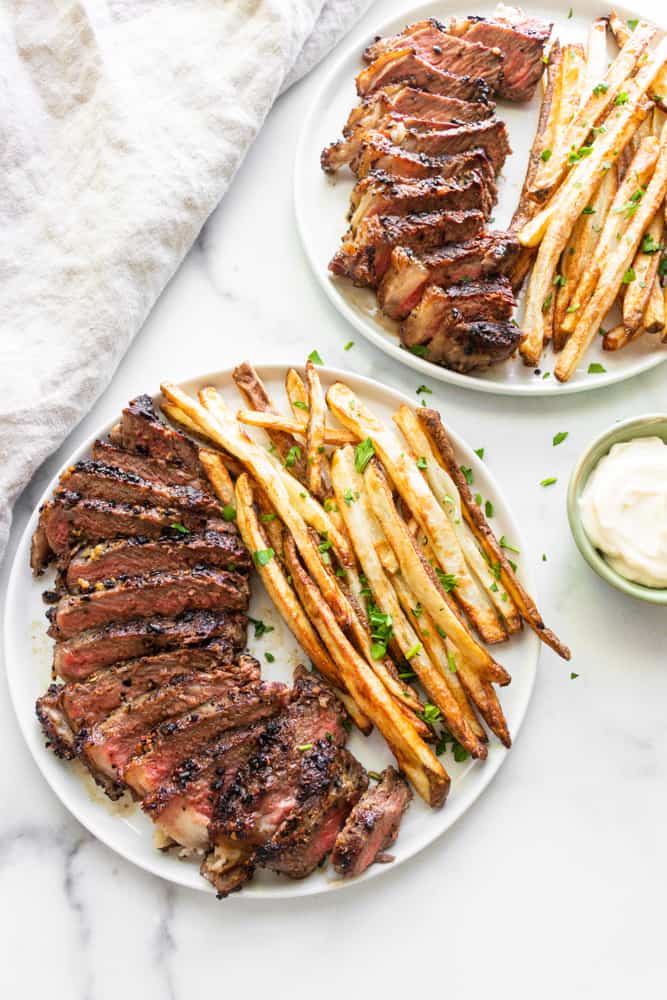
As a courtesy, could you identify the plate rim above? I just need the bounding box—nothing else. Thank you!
[293,0,667,397]
[3,362,539,898]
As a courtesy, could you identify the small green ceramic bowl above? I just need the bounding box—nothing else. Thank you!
[567,414,667,605]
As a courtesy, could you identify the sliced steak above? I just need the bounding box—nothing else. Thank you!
[398,118,511,173]
[79,670,254,784]
[378,232,521,319]
[331,766,412,877]
[364,19,504,92]
[407,319,521,372]
[349,170,493,231]
[35,683,78,759]
[65,529,250,591]
[449,11,552,102]
[210,669,348,850]
[354,134,496,191]
[113,394,200,471]
[329,209,485,288]
[402,276,516,347]
[356,48,492,103]
[53,610,247,681]
[144,721,269,850]
[57,461,220,518]
[125,679,289,799]
[91,439,208,491]
[39,493,209,562]
[257,746,368,879]
[50,568,250,638]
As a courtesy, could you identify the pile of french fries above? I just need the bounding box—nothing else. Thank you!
[160,361,569,809]
[514,12,667,380]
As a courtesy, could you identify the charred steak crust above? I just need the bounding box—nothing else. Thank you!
[332,766,412,877]
[90,439,208,491]
[115,394,201,471]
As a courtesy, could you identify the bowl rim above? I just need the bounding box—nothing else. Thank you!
[567,413,667,605]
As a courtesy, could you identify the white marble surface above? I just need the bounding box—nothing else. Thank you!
[2,3,667,996]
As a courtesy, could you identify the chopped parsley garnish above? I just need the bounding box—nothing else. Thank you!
[615,189,644,217]
[460,465,473,485]
[593,82,609,96]
[354,438,375,473]
[344,341,354,351]
[293,400,308,410]
[307,350,323,365]
[323,498,337,512]
[408,344,429,357]
[659,256,667,277]
[627,18,638,30]
[343,488,357,506]
[588,362,606,374]
[566,305,579,313]
[411,603,423,618]
[285,445,301,467]
[253,548,275,566]
[615,91,629,106]
[641,233,662,254]
[485,500,494,518]
[540,148,552,162]
[540,477,558,487]
[368,602,393,660]
[367,771,382,781]
[474,447,485,459]
[567,7,573,17]
[297,743,313,752]
[570,672,579,680]
[221,506,236,522]
[416,456,428,470]
[622,268,636,284]
[582,206,596,215]
[474,492,482,505]
[553,274,567,287]
[405,642,422,660]
[416,384,432,395]
[447,650,457,673]
[265,651,275,663]
[399,670,417,681]
[553,431,568,446]
[170,522,189,534]
[420,703,442,725]
[499,536,520,554]
[248,617,275,639]
[435,569,457,592]
[542,292,553,312]
[260,512,276,522]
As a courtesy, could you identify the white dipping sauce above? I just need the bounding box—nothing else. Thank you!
[580,436,667,588]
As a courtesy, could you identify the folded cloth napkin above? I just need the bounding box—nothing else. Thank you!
[0,0,372,564]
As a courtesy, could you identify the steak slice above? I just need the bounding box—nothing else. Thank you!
[91,439,208,491]
[329,209,485,288]
[113,394,200,472]
[402,276,516,347]
[364,19,504,91]
[356,48,492,103]
[124,679,290,799]
[331,766,412,877]
[355,134,496,191]
[378,232,521,319]
[53,609,247,681]
[349,170,493,231]
[209,669,348,849]
[39,493,209,562]
[321,87,493,172]
[257,746,368,879]
[79,670,256,785]
[35,683,78,759]
[50,568,250,638]
[57,461,220,518]
[411,319,521,372]
[145,721,269,850]
[399,118,511,173]
[65,529,250,591]
[449,11,552,102]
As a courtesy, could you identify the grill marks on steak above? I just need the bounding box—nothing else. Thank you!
[53,610,247,681]
[50,568,250,638]
[349,171,494,232]
[356,48,492,103]
[65,529,250,591]
[355,135,496,190]
[330,210,486,288]
[113,394,201,472]
[398,118,511,172]
[331,766,412,877]
[378,232,520,319]
[91,440,208,491]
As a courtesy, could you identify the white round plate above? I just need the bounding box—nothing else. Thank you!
[4,365,538,896]
[295,1,665,396]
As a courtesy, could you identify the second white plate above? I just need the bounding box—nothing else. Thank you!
[294,0,667,396]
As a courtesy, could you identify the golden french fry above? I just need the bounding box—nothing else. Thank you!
[286,367,309,414]
[642,276,665,335]
[305,361,327,498]
[623,213,664,334]
[326,382,506,644]
[236,409,356,446]
[528,43,585,200]
[233,362,308,483]
[393,404,520,632]
[583,18,609,97]
[528,23,656,203]
[198,449,235,507]
[284,535,450,808]
[608,10,632,48]
[417,408,571,661]
[556,142,667,381]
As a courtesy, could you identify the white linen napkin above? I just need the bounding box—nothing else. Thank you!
[0,0,372,563]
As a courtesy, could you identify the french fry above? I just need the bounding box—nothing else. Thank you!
[527,23,656,204]
[518,36,667,248]
[553,167,618,348]
[304,361,326,498]
[283,536,451,807]
[521,118,656,364]
[236,409,356,446]
[601,323,628,351]
[330,446,486,758]
[561,136,659,337]
[160,401,245,477]
[234,473,371,734]
[643,276,665,334]
[233,362,308,483]
[623,213,664,334]
[417,408,571,661]
[286,367,309,414]
[363,460,511,688]
[528,43,586,201]
[198,449,235,506]
[583,18,609,98]
[609,12,667,111]
[393,404,521,632]
[556,142,667,381]
[608,10,632,48]
[326,382,506,645]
